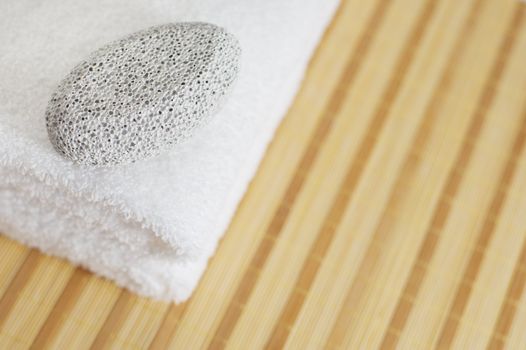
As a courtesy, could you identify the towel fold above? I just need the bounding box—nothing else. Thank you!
[0,0,339,301]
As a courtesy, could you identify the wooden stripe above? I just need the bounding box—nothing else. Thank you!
[105,298,167,348]
[88,290,135,349]
[320,0,488,347]
[435,11,526,346]
[488,219,526,350]
[438,4,526,348]
[373,4,525,349]
[0,238,30,299]
[43,276,121,348]
[0,250,40,330]
[376,0,486,347]
[147,304,187,349]
[29,268,91,349]
[206,0,393,347]
[264,0,440,347]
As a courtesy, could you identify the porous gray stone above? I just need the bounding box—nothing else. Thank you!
[46,22,241,166]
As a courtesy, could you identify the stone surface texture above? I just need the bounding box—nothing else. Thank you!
[46,22,241,166]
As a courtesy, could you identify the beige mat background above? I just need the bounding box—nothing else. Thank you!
[1,0,526,348]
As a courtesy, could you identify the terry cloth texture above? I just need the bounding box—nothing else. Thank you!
[0,0,339,301]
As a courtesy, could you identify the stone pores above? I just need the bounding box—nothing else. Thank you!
[45,22,241,167]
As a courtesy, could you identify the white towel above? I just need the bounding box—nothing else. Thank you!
[0,0,339,301]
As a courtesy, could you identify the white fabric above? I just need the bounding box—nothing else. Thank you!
[0,0,339,301]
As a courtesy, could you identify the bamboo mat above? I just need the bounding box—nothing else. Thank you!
[1,0,526,348]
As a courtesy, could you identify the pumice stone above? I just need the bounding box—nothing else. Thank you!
[45,22,241,166]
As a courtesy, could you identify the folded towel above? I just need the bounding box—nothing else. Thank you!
[0,0,339,301]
